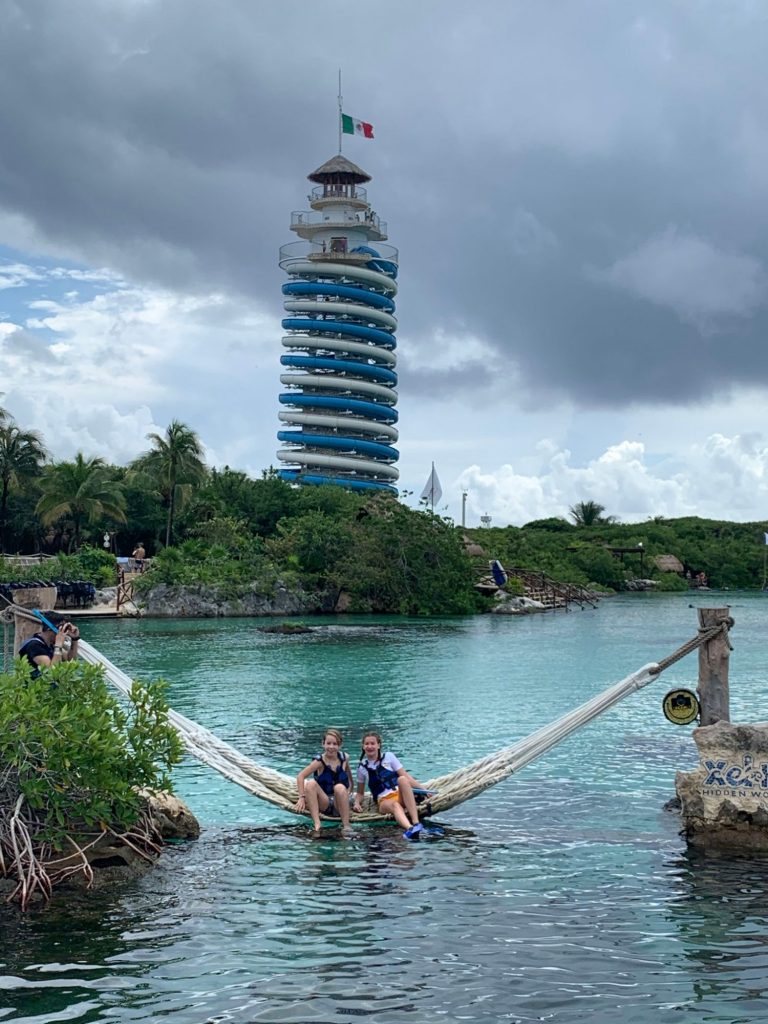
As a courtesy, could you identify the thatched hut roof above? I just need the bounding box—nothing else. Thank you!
[654,554,684,574]
[308,155,371,184]
[462,536,485,557]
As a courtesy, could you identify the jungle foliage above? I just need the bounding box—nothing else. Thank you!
[0,547,119,587]
[0,660,183,842]
[1,406,765,600]
[464,516,768,591]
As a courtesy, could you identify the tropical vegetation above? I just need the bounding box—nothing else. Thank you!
[467,515,768,591]
[0,658,182,907]
[0,406,766,599]
[130,420,206,547]
[0,420,47,551]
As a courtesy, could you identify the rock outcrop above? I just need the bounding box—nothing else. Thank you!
[675,720,768,850]
[142,790,201,841]
[0,789,200,902]
[624,578,658,591]
[136,581,331,617]
[490,594,547,614]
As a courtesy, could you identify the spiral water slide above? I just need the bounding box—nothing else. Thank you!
[277,249,400,493]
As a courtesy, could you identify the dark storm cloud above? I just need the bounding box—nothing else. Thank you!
[2,0,768,408]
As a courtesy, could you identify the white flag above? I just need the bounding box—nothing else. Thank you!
[420,463,442,506]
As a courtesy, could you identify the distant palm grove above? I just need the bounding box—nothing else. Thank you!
[1,405,766,612]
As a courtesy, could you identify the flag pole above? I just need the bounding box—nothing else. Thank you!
[338,69,343,154]
[430,461,435,513]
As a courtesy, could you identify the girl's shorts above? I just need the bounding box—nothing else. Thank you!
[326,793,353,817]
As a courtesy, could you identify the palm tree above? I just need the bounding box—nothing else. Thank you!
[131,420,206,547]
[0,421,48,551]
[569,500,617,527]
[36,453,127,551]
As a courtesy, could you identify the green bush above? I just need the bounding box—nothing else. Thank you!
[0,659,183,842]
[69,545,118,586]
[134,533,267,591]
[0,548,117,587]
[655,572,689,592]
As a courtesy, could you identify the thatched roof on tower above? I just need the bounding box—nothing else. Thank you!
[308,155,371,184]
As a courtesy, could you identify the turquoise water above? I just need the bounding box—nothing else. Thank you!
[2,593,768,1023]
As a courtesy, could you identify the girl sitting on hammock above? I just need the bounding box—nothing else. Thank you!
[295,728,353,833]
[353,730,430,841]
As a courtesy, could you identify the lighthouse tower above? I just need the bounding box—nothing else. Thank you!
[276,155,399,494]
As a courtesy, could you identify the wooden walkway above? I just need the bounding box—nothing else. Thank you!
[504,567,599,611]
[473,562,599,611]
[61,570,141,619]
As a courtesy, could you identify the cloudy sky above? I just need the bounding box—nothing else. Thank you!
[2,0,768,527]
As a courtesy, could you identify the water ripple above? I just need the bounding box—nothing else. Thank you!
[3,596,768,1021]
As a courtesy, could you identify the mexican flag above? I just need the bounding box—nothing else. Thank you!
[341,113,374,139]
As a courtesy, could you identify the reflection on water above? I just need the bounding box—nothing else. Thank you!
[2,593,767,1022]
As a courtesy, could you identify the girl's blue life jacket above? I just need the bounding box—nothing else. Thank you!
[313,752,351,796]
[360,757,400,801]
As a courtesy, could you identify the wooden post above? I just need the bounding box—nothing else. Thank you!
[697,607,732,726]
[11,586,58,655]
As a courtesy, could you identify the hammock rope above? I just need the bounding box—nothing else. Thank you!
[4,603,730,821]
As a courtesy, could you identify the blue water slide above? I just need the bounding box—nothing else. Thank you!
[277,431,399,462]
[350,245,399,280]
[280,354,397,386]
[281,318,396,349]
[279,469,398,495]
[282,281,395,312]
[278,393,399,423]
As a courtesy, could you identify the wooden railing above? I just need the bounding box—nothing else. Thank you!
[503,566,599,611]
[116,570,135,612]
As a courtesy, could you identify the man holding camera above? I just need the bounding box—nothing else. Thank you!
[19,612,81,680]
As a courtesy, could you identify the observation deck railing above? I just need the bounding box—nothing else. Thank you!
[291,210,387,235]
[279,240,399,271]
[309,184,368,204]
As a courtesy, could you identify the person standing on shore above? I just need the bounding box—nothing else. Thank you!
[132,542,146,571]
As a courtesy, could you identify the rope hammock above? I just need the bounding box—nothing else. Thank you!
[77,640,662,819]
[4,603,729,822]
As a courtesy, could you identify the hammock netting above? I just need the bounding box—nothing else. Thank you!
[77,638,661,822]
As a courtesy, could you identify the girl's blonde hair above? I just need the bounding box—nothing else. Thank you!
[323,728,343,746]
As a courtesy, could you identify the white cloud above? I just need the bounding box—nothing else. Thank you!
[454,433,768,527]
[0,268,282,467]
[592,228,768,323]
[0,261,46,290]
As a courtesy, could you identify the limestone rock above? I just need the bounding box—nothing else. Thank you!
[142,789,201,840]
[624,579,658,591]
[491,594,546,615]
[675,720,768,850]
[136,581,323,617]
[258,623,313,634]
